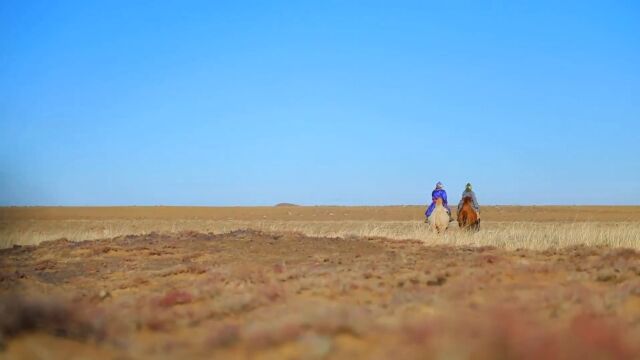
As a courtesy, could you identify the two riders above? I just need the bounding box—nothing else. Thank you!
[425,182,480,223]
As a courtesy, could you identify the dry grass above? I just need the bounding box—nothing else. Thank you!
[3,230,640,358]
[2,205,639,222]
[2,219,639,250]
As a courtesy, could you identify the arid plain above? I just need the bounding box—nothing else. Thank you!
[1,206,640,359]
[2,205,639,250]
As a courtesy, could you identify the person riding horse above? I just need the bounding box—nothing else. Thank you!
[425,182,453,222]
[458,183,480,217]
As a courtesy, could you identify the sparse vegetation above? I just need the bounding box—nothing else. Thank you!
[1,219,639,250]
[1,229,639,358]
[2,206,638,250]
[1,207,639,358]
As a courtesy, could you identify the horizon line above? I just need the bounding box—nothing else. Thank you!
[2,204,639,208]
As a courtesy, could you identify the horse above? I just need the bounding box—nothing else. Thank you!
[457,196,480,231]
[428,198,450,234]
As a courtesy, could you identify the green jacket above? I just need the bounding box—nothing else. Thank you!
[458,190,479,212]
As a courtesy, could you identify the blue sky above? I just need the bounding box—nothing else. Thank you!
[1,1,639,206]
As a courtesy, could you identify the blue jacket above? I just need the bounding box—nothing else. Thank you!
[425,189,451,217]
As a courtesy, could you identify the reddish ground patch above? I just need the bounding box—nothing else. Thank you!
[1,230,640,359]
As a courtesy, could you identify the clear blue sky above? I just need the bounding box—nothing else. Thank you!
[1,1,639,206]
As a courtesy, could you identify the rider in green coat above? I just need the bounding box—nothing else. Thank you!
[458,183,480,214]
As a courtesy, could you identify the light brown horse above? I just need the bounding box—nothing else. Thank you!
[457,197,480,231]
[428,198,450,234]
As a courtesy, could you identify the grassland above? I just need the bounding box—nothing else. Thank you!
[1,206,639,250]
[2,230,640,359]
[1,206,639,359]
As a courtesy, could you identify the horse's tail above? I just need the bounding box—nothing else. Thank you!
[458,198,478,228]
[466,201,478,225]
[459,208,468,226]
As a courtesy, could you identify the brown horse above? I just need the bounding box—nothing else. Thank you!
[457,197,480,231]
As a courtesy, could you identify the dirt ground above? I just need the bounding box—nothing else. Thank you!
[2,230,640,359]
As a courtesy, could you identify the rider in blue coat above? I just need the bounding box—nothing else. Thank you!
[425,182,452,221]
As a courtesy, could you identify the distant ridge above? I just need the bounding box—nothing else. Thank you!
[275,203,299,207]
